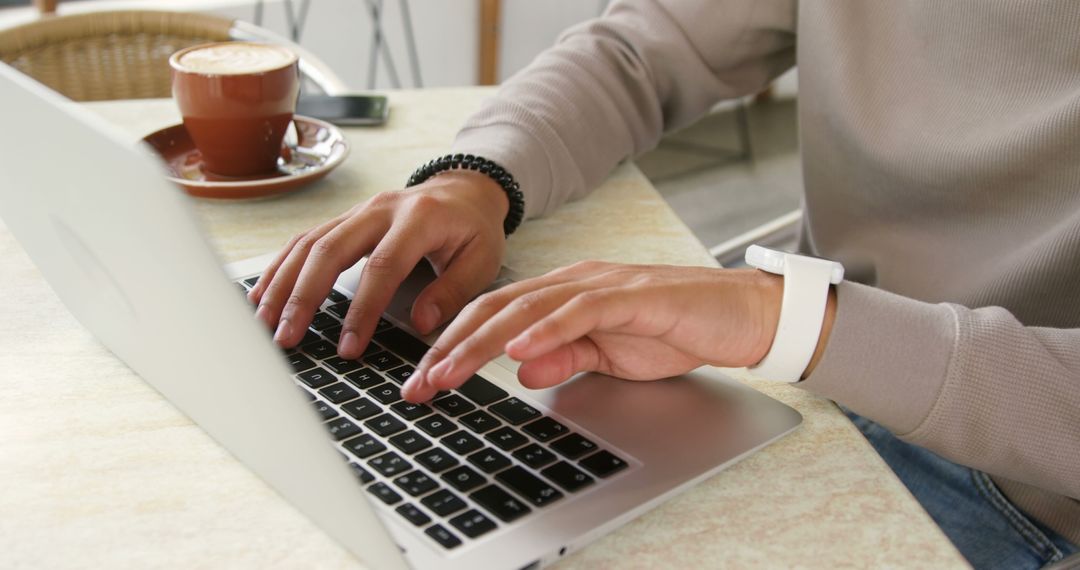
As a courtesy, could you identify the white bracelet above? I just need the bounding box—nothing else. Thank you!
[745,245,844,383]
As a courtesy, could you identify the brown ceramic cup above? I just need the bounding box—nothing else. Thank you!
[169,42,299,177]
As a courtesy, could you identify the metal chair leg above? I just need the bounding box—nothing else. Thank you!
[399,0,423,88]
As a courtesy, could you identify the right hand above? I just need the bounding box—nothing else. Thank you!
[247,170,509,358]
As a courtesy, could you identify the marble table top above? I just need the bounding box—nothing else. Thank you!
[0,87,966,568]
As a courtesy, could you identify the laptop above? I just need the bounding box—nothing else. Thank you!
[0,63,802,569]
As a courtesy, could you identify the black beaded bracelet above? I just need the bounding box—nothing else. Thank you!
[406,153,526,236]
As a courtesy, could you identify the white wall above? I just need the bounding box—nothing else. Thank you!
[0,0,795,95]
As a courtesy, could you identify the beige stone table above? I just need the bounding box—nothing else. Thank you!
[0,88,967,569]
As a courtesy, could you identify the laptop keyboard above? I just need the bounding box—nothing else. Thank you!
[238,276,630,550]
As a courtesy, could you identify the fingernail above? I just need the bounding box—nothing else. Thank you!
[255,304,269,321]
[402,374,422,398]
[273,318,292,344]
[428,357,454,384]
[339,331,359,357]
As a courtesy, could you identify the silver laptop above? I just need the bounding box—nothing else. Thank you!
[0,63,801,569]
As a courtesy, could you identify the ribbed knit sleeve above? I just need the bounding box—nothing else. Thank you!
[804,282,1080,504]
[451,0,796,219]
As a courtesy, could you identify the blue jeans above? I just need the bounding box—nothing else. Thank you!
[845,410,1078,569]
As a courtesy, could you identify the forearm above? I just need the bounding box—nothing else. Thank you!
[802,281,1080,499]
[452,0,796,220]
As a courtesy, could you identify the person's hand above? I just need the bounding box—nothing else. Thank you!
[247,170,508,358]
[401,262,833,403]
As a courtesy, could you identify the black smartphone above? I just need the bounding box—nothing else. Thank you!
[295,94,389,126]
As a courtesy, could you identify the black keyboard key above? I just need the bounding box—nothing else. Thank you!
[489,397,541,425]
[550,433,598,459]
[459,410,501,434]
[449,509,497,539]
[325,417,361,441]
[470,485,531,523]
[322,324,343,344]
[318,382,359,404]
[421,488,467,517]
[542,461,595,492]
[326,300,351,318]
[349,462,375,484]
[243,276,260,287]
[442,431,483,455]
[416,448,459,473]
[312,399,339,421]
[485,426,529,451]
[300,339,337,360]
[390,400,433,421]
[323,356,363,374]
[297,366,336,389]
[361,341,385,358]
[287,353,316,373]
[310,311,340,331]
[513,443,557,469]
[369,383,403,405]
[496,466,563,507]
[365,413,406,437]
[432,394,476,417]
[385,365,415,385]
[327,288,347,303]
[389,430,432,455]
[367,482,402,505]
[425,524,461,550]
[341,397,381,421]
[416,414,456,437]
[394,471,439,497]
[467,448,512,474]
[300,328,323,346]
[522,417,567,442]
[368,451,412,477]
[373,326,429,363]
[299,388,316,401]
[375,317,394,332]
[343,434,386,460]
[344,367,381,390]
[579,450,628,478]
[365,351,404,372]
[441,465,487,492]
[457,376,509,406]
[395,503,431,527]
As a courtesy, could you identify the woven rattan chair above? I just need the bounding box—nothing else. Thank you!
[0,10,346,101]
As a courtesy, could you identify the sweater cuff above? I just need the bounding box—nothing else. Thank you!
[800,281,959,435]
[450,123,553,221]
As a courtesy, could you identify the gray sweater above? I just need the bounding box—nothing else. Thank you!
[451,0,1080,544]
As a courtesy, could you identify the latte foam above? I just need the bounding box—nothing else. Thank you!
[176,42,296,75]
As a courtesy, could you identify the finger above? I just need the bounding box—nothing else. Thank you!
[337,222,433,359]
[516,337,604,389]
[273,214,388,347]
[248,231,305,307]
[505,288,632,362]
[409,239,501,335]
[419,280,594,397]
[402,264,611,403]
[256,215,351,332]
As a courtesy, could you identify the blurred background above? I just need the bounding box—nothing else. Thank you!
[0,0,801,263]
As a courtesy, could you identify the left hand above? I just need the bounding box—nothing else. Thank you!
[401,261,788,402]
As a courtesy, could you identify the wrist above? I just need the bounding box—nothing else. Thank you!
[744,245,844,382]
[802,286,836,378]
[429,170,509,227]
[406,153,525,235]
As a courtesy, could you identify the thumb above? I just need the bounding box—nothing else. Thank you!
[517,338,603,390]
[410,240,501,334]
